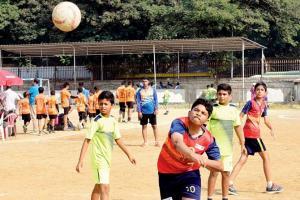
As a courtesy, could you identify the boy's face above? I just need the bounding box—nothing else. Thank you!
[99,98,113,116]
[142,79,149,87]
[188,104,209,126]
[255,85,266,99]
[217,90,231,105]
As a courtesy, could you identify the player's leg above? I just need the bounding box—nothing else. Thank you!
[99,184,109,200]
[140,114,148,146]
[63,107,68,130]
[150,114,159,146]
[30,105,37,132]
[91,184,101,200]
[221,171,230,199]
[207,171,219,199]
[258,150,272,183]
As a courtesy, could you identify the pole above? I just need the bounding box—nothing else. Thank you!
[242,42,245,102]
[261,48,264,80]
[100,54,103,81]
[231,51,234,79]
[177,52,180,80]
[0,49,2,70]
[73,46,76,90]
[153,45,157,89]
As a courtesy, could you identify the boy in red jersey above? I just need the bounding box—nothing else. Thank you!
[229,82,283,194]
[157,98,223,200]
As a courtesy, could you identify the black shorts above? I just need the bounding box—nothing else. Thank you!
[119,102,126,112]
[78,112,87,121]
[245,138,267,155]
[49,115,57,120]
[37,114,47,119]
[159,170,201,200]
[63,107,71,115]
[96,109,100,115]
[88,112,96,118]
[126,101,134,109]
[140,114,157,125]
[22,114,31,124]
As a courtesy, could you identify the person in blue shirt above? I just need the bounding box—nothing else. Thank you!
[79,82,90,100]
[28,78,39,132]
[136,77,159,147]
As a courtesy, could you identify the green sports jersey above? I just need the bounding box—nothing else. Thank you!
[208,103,241,155]
[86,114,121,169]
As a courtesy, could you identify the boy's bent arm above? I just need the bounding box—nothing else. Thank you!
[115,138,136,165]
[205,159,223,172]
[76,138,91,173]
[171,133,206,166]
[264,116,274,136]
[234,125,246,154]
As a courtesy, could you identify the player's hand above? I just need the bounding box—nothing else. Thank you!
[138,112,142,120]
[128,155,136,165]
[240,144,247,155]
[154,109,158,115]
[76,161,83,173]
[270,130,275,139]
[191,153,207,167]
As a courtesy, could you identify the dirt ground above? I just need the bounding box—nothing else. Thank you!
[0,107,299,200]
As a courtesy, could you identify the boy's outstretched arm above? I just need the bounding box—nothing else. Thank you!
[171,133,206,166]
[76,138,91,173]
[115,138,136,165]
[234,125,247,154]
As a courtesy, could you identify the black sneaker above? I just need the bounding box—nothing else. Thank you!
[266,183,283,194]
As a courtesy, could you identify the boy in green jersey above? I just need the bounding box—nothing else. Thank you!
[76,91,136,200]
[207,83,246,200]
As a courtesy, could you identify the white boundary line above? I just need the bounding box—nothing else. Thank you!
[278,114,298,120]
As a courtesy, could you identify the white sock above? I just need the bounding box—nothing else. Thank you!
[267,181,273,188]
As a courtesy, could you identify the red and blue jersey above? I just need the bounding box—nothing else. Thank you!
[242,99,267,138]
[157,117,220,174]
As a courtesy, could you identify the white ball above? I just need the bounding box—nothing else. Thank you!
[52,1,81,32]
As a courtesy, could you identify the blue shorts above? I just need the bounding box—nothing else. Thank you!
[159,170,201,200]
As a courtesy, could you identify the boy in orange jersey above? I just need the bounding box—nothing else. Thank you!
[18,91,31,133]
[87,89,96,121]
[93,86,101,115]
[47,90,59,133]
[61,82,72,131]
[75,87,87,129]
[125,80,136,122]
[116,81,126,122]
[157,98,223,200]
[35,87,47,135]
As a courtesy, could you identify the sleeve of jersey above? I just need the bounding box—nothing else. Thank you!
[86,120,99,139]
[153,89,158,109]
[169,119,186,135]
[113,120,121,140]
[205,138,221,160]
[241,100,252,114]
[261,106,268,117]
[136,91,142,112]
[233,108,242,126]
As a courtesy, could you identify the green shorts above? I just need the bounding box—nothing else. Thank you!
[92,167,110,184]
[221,155,233,172]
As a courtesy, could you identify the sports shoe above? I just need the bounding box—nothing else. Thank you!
[266,183,283,193]
[229,184,238,195]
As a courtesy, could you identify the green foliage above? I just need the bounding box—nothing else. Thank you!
[0,0,299,57]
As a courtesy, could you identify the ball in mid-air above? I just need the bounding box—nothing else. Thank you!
[52,1,81,32]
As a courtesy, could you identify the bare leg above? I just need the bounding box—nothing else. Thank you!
[207,171,219,198]
[127,108,132,121]
[258,151,272,182]
[221,171,230,198]
[152,125,159,146]
[63,114,68,129]
[91,184,100,200]
[99,184,109,200]
[141,125,148,146]
[229,153,248,184]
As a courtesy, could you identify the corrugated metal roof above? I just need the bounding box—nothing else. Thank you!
[0,37,265,57]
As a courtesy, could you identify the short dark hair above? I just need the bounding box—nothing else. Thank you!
[217,83,232,95]
[23,91,29,97]
[94,86,98,91]
[191,98,213,117]
[78,87,83,93]
[210,83,214,87]
[50,90,55,95]
[128,80,133,85]
[38,87,44,93]
[79,82,84,87]
[121,80,126,85]
[254,81,267,91]
[142,77,149,81]
[33,78,39,84]
[98,91,114,104]
[63,82,69,88]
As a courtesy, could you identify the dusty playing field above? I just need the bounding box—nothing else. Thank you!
[0,107,299,200]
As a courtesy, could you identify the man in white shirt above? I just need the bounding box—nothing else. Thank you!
[1,86,20,113]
